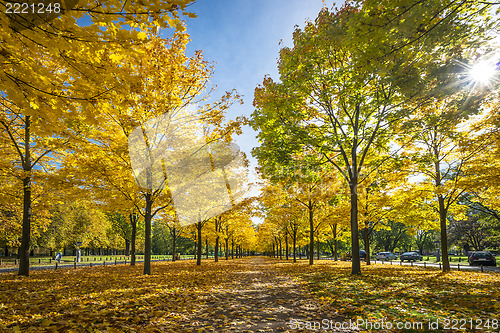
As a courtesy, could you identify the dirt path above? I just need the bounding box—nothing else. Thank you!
[175,257,358,332]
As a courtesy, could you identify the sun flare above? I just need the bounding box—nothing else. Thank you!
[469,61,496,84]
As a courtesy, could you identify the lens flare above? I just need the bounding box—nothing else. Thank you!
[469,61,496,84]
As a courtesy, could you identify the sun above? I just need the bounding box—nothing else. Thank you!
[469,61,497,85]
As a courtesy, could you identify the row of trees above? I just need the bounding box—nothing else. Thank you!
[1,198,257,260]
[261,210,498,261]
[152,209,257,261]
[251,1,500,274]
[1,201,132,257]
[1,196,259,261]
[0,0,258,275]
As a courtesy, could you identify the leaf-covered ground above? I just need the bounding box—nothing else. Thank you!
[1,258,498,333]
[0,257,349,333]
[277,260,500,333]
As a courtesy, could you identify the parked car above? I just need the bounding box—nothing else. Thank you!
[468,251,496,266]
[360,250,366,260]
[400,252,423,262]
[346,250,367,261]
[376,252,397,260]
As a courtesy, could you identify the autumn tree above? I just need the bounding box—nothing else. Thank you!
[414,229,439,255]
[258,169,335,264]
[282,202,307,262]
[459,102,500,226]
[449,209,499,251]
[63,31,244,274]
[324,195,350,260]
[0,84,77,274]
[290,177,329,265]
[212,215,225,262]
[37,199,117,255]
[256,221,276,256]
[372,221,413,254]
[107,212,133,256]
[251,7,405,274]
[397,94,496,271]
[0,0,195,276]
[231,214,256,258]
[350,0,499,271]
[159,209,186,261]
[252,1,497,274]
[357,178,394,265]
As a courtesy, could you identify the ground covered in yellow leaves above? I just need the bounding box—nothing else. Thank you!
[277,260,500,332]
[1,258,499,333]
[0,257,346,333]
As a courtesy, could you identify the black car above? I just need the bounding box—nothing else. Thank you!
[400,252,423,262]
[346,250,367,261]
[360,250,367,260]
[469,251,496,266]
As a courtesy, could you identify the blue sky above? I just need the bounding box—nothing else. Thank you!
[168,0,332,183]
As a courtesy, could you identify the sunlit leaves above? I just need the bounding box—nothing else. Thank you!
[278,260,500,325]
[0,260,236,331]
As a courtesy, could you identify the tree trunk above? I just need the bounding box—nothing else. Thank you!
[231,237,234,259]
[278,238,282,259]
[172,227,177,262]
[350,182,361,275]
[364,227,371,265]
[285,234,289,260]
[317,236,320,260]
[334,238,338,261]
[215,236,219,262]
[130,213,137,266]
[225,237,229,260]
[193,233,197,259]
[309,200,314,266]
[293,231,296,263]
[206,237,209,259]
[143,192,153,275]
[125,239,130,256]
[438,195,450,271]
[434,153,450,272]
[18,116,32,277]
[196,222,202,266]
[333,224,338,261]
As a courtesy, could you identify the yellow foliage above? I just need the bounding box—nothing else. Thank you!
[277,260,500,327]
[0,260,242,331]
